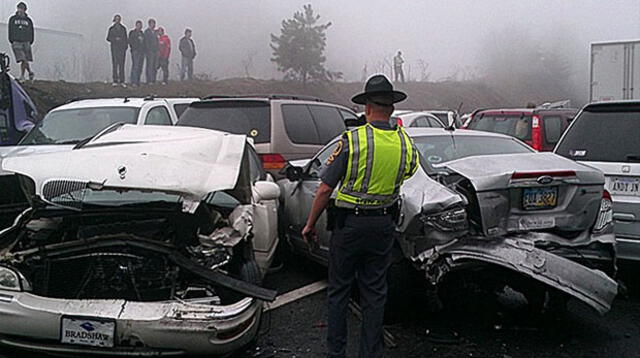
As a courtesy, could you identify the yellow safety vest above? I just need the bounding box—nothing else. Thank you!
[335,123,419,209]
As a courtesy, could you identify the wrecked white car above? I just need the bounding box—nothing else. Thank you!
[0,125,279,355]
[280,128,617,315]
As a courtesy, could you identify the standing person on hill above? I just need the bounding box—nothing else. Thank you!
[179,28,196,81]
[128,20,145,87]
[156,27,171,85]
[143,18,159,84]
[106,14,128,87]
[8,2,35,81]
[393,51,405,83]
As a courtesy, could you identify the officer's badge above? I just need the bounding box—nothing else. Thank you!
[325,140,343,165]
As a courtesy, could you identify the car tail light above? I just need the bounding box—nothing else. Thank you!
[511,170,576,180]
[531,115,542,151]
[594,190,613,231]
[259,153,286,170]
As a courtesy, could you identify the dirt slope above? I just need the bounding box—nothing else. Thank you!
[20,78,554,117]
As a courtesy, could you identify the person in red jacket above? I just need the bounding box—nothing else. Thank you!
[156,27,171,85]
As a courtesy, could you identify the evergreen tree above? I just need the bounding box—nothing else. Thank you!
[270,4,333,83]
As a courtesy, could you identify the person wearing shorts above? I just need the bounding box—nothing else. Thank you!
[8,2,34,81]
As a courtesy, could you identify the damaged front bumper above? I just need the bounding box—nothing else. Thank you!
[413,237,618,315]
[0,291,261,356]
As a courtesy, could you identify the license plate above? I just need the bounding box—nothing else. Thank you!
[61,317,115,348]
[522,187,558,210]
[610,177,640,196]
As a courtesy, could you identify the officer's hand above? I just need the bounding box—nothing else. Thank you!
[302,224,318,244]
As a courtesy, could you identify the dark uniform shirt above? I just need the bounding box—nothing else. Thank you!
[320,120,395,189]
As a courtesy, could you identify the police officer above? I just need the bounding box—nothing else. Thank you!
[302,74,419,358]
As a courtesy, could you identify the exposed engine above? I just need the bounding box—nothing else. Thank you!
[2,203,260,303]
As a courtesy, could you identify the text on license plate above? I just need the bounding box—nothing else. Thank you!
[61,317,115,348]
[610,177,640,196]
[522,187,558,210]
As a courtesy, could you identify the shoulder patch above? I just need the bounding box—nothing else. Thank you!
[325,140,344,165]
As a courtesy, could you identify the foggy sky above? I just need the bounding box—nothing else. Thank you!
[1,0,639,84]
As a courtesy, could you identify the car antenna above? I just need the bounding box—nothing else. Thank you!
[123,97,130,103]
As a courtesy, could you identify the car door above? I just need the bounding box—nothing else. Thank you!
[247,147,279,271]
[282,139,339,264]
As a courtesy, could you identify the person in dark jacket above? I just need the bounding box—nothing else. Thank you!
[106,14,128,87]
[179,28,196,81]
[144,18,159,84]
[128,20,145,87]
[8,2,35,81]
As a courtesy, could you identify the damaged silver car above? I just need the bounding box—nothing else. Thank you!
[280,128,618,315]
[0,125,279,355]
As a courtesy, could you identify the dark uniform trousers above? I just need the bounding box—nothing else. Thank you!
[327,213,394,358]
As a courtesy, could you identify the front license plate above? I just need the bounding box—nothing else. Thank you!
[61,317,115,348]
[610,176,640,196]
[522,187,558,210]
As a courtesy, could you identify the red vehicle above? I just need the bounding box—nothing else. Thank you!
[465,107,578,151]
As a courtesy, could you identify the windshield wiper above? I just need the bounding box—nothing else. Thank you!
[626,154,640,162]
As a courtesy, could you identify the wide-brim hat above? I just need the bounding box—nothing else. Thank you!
[351,74,407,105]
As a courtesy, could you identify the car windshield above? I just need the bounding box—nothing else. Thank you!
[20,107,139,145]
[178,101,271,143]
[412,134,534,165]
[555,109,640,162]
[46,189,240,210]
[467,114,533,141]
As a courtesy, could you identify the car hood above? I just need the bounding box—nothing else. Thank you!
[441,152,604,191]
[1,125,247,211]
[0,145,74,176]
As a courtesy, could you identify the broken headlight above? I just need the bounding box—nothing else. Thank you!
[420,207,469,232]
[0,266,21,291]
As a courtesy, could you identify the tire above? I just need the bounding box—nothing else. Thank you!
[218,258,263,304]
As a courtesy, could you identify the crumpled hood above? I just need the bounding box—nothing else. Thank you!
[1,125,247,209]
[442,152,604,191]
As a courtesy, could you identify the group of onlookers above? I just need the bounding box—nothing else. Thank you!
[107,15,196,87]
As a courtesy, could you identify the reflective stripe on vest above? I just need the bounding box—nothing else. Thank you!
[336,123,419,209]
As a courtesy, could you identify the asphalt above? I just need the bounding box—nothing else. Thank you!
[2,258,640,358]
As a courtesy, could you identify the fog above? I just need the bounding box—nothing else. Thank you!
[1,0,639,99]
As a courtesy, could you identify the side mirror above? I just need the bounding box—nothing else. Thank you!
[345,114,367,127]
[254,181,281,202]
[284,165,304,182]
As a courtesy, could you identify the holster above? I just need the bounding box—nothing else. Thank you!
[326,205,346,231]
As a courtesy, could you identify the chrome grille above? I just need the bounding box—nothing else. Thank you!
[42,180,88,210]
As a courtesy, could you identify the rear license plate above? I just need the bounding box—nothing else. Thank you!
[522,187,558,210]
[610,177,640,196]
[61,317,115,348]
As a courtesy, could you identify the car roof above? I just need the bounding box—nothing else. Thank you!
[192,97,354,110]
[583,100,640,111]
[475,107,578,115]
[52,98,197,111]
[405,127,519,140]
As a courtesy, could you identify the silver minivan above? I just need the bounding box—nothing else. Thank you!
[555,101,640,261]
